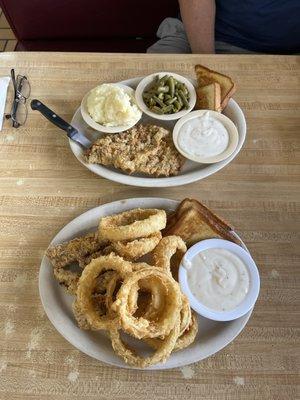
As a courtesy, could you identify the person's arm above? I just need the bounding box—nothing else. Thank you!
[179,0,216,54]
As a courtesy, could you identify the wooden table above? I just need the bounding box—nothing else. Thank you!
[0,52,299,400]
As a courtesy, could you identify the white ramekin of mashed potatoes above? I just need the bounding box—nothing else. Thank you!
[81,83,142,133]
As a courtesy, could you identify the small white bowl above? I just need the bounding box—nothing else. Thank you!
[173,110,239,164]
[179,239,260,322]
[135,72,196,121]
[80,83,142,133]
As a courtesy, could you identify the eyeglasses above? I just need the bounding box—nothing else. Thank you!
[6,69,31,128]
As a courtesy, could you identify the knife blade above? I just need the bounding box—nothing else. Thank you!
[30,99,92,149]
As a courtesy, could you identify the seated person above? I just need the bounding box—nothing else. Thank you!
[148,0,300,54]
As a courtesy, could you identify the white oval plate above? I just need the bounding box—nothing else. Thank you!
[70,77,246,187]
[39,197,252,370]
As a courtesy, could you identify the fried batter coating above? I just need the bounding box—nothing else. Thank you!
[85,124,185,177]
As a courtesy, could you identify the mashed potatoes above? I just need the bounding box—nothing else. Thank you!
[86,84,141,127]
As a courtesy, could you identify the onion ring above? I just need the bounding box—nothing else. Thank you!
[76,254,134,330]
[93,270,118,295]
[152,235,186,276]
[98,208,166,241]
[73,294,106,330]
[104,273,134,315]
[174,312,198,351]
[144,293,191,342]
[127,277,166,321]
[109,318,180,368]
[131,291,152,318]
[145,312,198,352]
[178,294,192,336]
[112,268,182,339]
[111,232,162,260]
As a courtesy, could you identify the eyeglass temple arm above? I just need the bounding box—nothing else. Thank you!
[11,69,17,95]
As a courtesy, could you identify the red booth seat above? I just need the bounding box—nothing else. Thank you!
[0,0,178,52]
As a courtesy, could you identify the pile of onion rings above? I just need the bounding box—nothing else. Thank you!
[46,207,198,368]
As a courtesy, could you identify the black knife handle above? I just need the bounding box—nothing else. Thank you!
[30,99,78,140]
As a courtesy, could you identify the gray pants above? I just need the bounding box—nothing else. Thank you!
[147,18,255,54]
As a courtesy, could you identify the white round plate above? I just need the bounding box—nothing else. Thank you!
[39,197,253,370]
[70,77,246,187]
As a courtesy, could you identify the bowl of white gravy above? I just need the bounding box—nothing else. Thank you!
[179,238,260,321]
[173,110,239,164]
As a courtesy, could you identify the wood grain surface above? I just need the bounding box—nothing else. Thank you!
[0,52,299,400]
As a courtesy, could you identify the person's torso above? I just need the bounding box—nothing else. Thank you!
[215,0,300,53]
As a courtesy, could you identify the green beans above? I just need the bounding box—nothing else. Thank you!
[166,97,177,105]
[158,75,168,86]
[168,76,175,97]
[157,86,169,93]
[161,104,174,114]
[151,106,164,114]
[178,90,189,108]
[142,74,190,115]
[152,95,165,108]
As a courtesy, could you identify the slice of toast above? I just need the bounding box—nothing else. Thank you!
[195,64,236,109]
[196,83,222,112]
[174,198,234,231]
[163,198,240,248]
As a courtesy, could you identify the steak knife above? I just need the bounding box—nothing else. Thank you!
[31,99,92,149]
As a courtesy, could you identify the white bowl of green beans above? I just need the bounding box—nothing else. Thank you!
[135,72,197,121]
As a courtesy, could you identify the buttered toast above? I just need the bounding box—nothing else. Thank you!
[164,198,240,248]
[196,82,222,112]
[195,65,236,109]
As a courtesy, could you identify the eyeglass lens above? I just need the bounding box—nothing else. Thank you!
[16,75,31,99]
[13,100,27,126]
